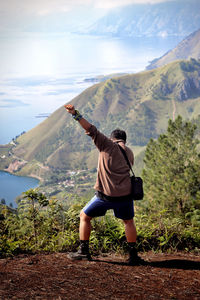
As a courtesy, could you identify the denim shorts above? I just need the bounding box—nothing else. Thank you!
[83,195,134,220]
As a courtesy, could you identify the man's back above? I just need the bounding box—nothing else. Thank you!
[86,125,134,197]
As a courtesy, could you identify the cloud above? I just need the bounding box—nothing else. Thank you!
[0,0,92,17]
[0,99,30,108]
[32,0,175,13]
[93,0,174,9]
[0,0,175,17]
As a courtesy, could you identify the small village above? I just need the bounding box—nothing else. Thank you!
[38,169,96,200]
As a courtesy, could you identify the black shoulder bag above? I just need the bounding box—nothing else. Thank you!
[118,145,144,200]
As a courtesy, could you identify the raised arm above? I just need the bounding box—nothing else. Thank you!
[65,104,114,152]
[64,104,91,132]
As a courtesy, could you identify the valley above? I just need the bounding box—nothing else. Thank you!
[1,58,200,202]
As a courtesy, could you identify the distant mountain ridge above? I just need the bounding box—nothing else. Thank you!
[0,59,200,179]
[85,0,200,38]
[147,29,200,69]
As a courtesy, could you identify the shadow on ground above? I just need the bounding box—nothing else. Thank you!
[93,257,200,270]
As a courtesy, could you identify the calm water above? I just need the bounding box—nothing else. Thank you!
[0,33,182,144]
[0,171,39,208]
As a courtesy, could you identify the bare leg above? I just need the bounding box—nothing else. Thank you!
[79,210,92,240]
[67,210,92,260]
[122,218,146,265]
[123,218,137,242]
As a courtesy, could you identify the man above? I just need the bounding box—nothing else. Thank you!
[64,104,145,265]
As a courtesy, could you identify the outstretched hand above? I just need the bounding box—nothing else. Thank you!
[64,104,76,115]
[64,103,91,131]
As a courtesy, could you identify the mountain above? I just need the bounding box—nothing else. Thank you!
[0,59,200,179]
[147,29,200,70]
[85,0,200,38]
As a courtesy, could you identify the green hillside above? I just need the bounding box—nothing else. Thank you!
[147,28,200,69]
[1,59,200,180]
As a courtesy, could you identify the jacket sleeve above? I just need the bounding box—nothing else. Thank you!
[86,125,113,152]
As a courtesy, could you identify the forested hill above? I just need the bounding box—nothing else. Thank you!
[1,59,200,176]
[147,28,200,70]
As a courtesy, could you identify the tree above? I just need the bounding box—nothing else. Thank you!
[142,116,200,218]
[22,189,49,247]
[0,199,6,205]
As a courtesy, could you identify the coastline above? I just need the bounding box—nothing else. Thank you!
[1,169,42,183]
[0,170,40,208]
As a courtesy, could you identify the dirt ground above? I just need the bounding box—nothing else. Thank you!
[0,252,200,300]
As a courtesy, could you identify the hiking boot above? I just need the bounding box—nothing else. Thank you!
[67,241,92,261]
[126,242,147,266]
[67,249,92,261]
[127,254,147,266]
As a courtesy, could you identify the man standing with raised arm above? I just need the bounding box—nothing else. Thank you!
[64,104,145,265]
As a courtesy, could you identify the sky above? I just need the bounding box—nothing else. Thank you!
[0,0,175,14]
[0,0,176,33]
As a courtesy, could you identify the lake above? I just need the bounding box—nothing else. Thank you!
[0,171,39,208]
[0,33,183,144]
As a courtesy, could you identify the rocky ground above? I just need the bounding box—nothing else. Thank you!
[0,252,200,299]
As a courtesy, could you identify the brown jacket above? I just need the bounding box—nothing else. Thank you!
[86,125,134,197]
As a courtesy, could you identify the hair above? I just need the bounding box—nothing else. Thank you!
[110,128,127,142]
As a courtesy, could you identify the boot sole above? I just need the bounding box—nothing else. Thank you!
[67,253,92,261]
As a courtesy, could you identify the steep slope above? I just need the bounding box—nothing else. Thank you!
[147,29,200,69]
[86,0,200,38]
[1,59,200,176]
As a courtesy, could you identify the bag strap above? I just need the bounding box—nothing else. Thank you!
[117,144,135,177]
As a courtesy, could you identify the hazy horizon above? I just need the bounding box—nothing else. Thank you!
[0,0,199,144]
